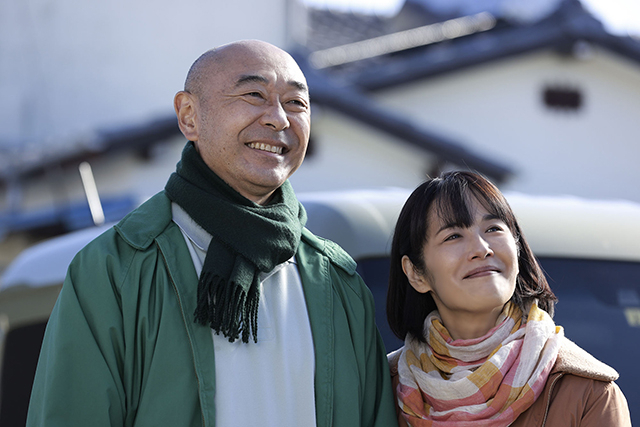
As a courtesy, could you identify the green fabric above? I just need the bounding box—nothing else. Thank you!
[26,192,399,427]
[164,141,307,343]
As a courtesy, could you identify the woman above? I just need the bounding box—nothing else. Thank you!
[386,171,631,426]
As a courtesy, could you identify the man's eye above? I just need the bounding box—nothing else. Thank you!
[242,92,264,99]
[287,99,308,108]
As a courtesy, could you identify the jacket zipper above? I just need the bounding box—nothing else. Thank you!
[541,373,564,427]
[157,241,208,427]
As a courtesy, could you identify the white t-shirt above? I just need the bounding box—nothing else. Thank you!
[172,204,317,427]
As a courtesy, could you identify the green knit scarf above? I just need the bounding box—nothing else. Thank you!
[164,142,307,343]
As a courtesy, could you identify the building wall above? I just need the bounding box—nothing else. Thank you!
[0,0,292,148]
[373,47,640,202]
[290,107,436,192]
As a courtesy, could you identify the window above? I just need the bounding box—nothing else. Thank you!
[543,86,583,111]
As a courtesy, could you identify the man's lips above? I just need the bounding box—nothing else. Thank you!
[247,141,285,155]
[463,266,501,279]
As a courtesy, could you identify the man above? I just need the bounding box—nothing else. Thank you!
[27,40,397,427]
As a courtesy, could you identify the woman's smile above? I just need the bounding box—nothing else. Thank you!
[463,265,501,279]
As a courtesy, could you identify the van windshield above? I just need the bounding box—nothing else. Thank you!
[538,257,640,413]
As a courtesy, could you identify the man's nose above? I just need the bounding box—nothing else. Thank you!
[260,101,290,131]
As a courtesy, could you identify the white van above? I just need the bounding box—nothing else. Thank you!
[1,188,639,424]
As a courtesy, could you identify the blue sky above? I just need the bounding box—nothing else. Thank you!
[300,0,640,37]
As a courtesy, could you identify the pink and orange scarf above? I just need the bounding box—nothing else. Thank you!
[397,301,563,426]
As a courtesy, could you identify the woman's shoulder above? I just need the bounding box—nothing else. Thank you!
[387,347,403,377]
[554,336,618,381]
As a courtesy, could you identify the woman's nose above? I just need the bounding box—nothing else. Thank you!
[470,234,494,259]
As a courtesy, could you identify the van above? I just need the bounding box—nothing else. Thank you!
[1,188,639,424]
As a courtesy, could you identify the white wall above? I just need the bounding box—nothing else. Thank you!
[0,0,291,148]
[373,47,640,202]
[290,107,435,192]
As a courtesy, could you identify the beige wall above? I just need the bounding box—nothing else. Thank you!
[373,47,640,202]
[291,107,436,192]
[0,0,291,147]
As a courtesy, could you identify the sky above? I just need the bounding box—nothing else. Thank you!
[301,0,640,37]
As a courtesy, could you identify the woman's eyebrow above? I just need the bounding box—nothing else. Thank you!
[436,221,461,235]
[435,213,501,234]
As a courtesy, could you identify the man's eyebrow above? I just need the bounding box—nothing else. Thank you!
[236,74,268,87]
[235,74,308,94]
[289,80,308,93]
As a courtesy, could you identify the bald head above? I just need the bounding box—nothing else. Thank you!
[184,40,306,101]
[174,39,311,204]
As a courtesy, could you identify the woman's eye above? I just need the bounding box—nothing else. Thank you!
[444,233,461,242]
[487,225,503,233]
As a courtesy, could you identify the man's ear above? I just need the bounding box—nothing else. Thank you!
[401,255,431,294]
[174,91,199,141]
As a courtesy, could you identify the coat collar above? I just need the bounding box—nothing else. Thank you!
[552,337,619,382]
[114,192,173,250]
[114,191,358,276]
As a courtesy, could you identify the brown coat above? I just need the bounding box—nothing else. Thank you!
[388,337,632,427]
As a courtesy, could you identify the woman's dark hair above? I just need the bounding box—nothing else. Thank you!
[386,171,557,342]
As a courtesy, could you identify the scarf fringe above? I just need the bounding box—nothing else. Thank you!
[194,272,261,343]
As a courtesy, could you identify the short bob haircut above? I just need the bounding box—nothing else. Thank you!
[386,171,557,342]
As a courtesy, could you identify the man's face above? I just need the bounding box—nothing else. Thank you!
[187,42,310,204]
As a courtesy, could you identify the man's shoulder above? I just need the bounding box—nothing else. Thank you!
[300,227,357,275]
[299,228,378,313]
[113,191,174,250]
[68,192,173,264]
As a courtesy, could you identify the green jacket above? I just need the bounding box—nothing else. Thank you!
[27,192,398,427]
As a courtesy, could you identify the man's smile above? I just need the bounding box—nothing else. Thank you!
[247,142,284,155]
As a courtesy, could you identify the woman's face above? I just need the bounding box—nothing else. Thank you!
[403,196,519,338]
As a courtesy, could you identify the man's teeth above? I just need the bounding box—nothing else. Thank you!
[248,142,283,154]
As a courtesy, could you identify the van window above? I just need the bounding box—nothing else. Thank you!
[538,257,640,411]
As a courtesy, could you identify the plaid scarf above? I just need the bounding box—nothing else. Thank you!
[397,301,563,426]
[165,142,307,343]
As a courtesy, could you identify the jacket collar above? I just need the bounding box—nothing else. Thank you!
[114,191,358,276]
[300,228,356,275]
[115,192,173,250]
[552,336,619,381]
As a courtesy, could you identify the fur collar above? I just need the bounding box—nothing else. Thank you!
[553,337,619,381]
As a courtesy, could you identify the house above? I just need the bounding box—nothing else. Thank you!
[2,0,640,269]
[298,0,640,201]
